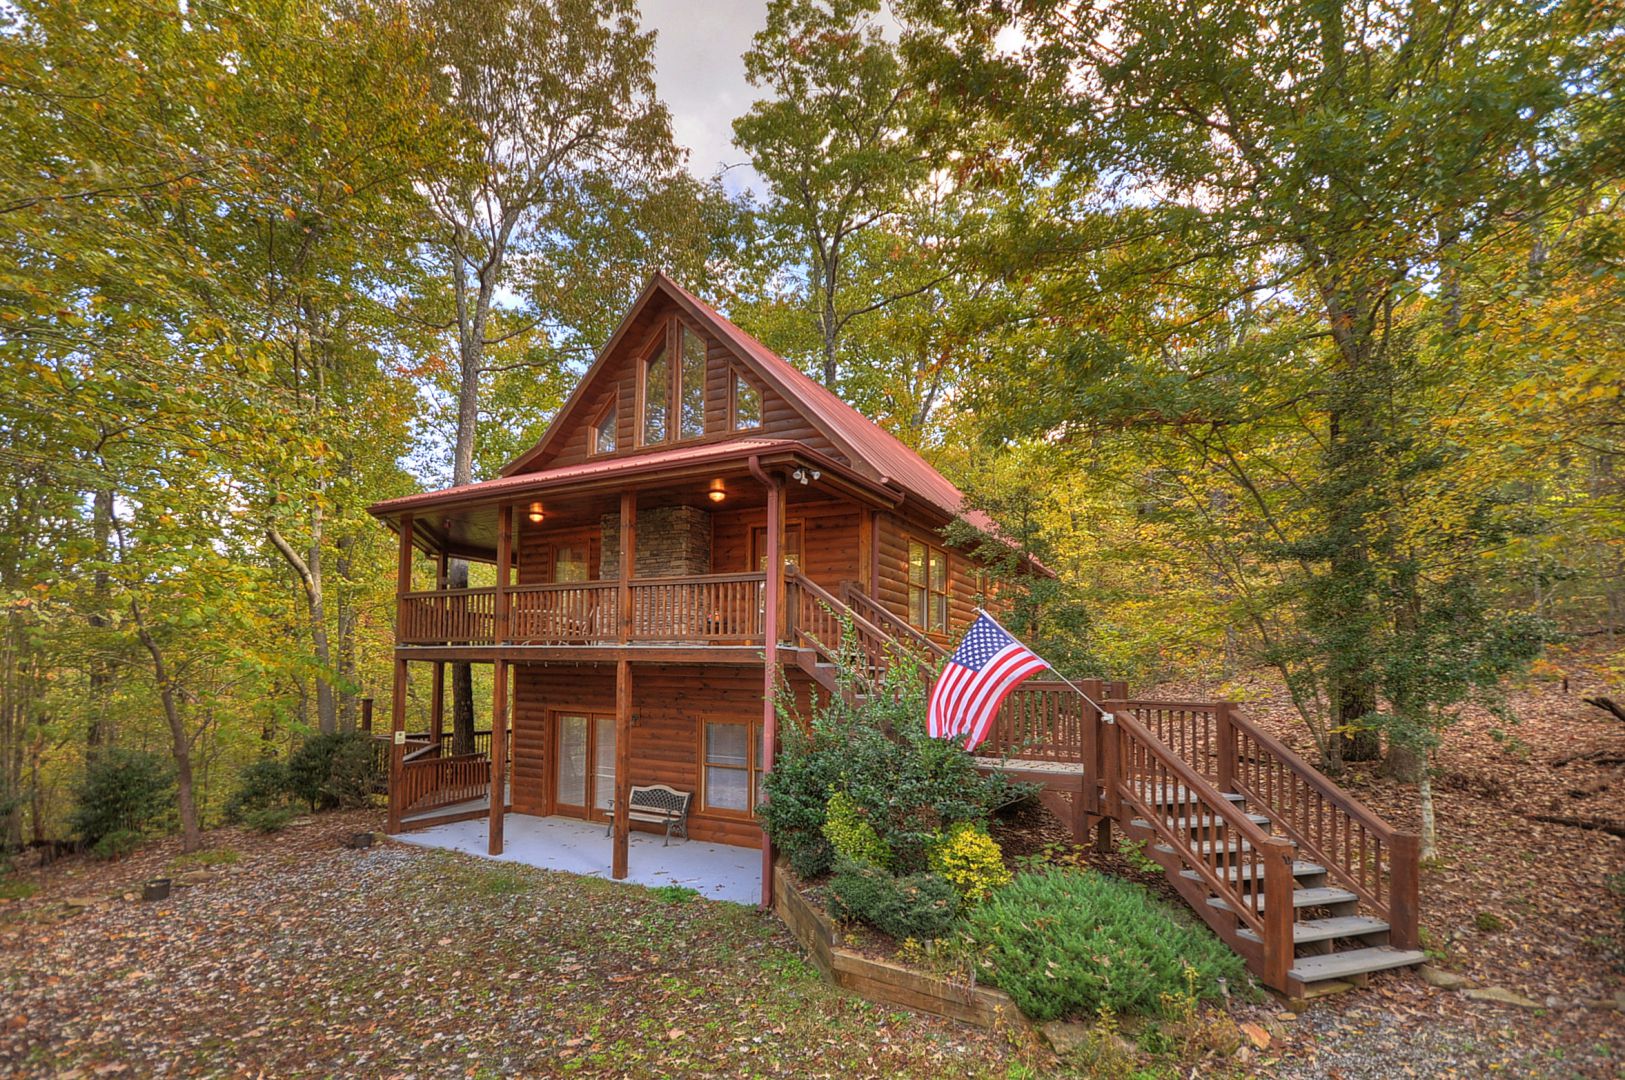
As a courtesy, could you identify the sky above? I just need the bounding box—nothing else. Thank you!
[640,0,768,194]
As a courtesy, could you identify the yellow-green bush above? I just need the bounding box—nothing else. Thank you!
[821,791,892,868]
[927,822,1012,900]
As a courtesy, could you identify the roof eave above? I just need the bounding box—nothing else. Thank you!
[367,443,900,524]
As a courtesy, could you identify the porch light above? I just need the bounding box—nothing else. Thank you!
[707,478,726,503]
[527,501,545,524]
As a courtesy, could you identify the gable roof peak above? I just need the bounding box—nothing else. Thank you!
[495,275,987,530]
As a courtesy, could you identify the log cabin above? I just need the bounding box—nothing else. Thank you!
[368,272,1012,892]
[369,272,1425,999]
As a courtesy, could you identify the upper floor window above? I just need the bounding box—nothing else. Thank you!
[592,402,617,454]
[732,370,761,430]
[680,327,707,439]
[640,321,710,445]
[552,542,589,582]
[642,343,669,445]
[908,540,948,633]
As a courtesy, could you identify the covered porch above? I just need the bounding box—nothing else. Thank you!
[395,811,762,905]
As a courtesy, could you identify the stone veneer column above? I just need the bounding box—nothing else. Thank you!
[600,505,712,577]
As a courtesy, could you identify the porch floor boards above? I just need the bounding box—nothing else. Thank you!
[394,812,762,906]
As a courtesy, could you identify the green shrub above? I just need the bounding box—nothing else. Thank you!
[241,805,298,834]
[827,859,962,940]
[822,791,892,869]
[762,645,1030,878]
[287,732,378,812]
[90,829,144,861]
[927,822,1012,901]
[68,748,175,847]
[966,869,1250,1020]
[224,759,293,823]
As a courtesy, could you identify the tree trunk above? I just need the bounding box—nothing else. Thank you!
[446,223,502,757]
[1418,748,1437,860]
[267,522,337,734]
[449,550,477,756]
[130,600,201,853]
[86,487,114,757]
[335,531,358,732]
[812,248,840,387]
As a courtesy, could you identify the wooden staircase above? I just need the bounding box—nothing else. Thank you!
[780,572,1425,1001]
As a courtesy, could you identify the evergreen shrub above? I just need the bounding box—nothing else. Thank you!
[966,868,1250,1020]
[68,748,175,848]
[827,859,961,940]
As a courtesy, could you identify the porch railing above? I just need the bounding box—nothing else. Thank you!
[397,572,766,646]
[510,581,618,644]
[399,587,496,645]
[629,573,764,642]
[397,753,491,817]
[984,682,1090,764]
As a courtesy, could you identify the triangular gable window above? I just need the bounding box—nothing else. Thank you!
[592,402,617,455]
[732,370,762,430]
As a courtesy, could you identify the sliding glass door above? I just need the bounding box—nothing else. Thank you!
[554,712,615,819]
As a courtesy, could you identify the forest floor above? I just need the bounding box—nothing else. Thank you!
[0,644,1619,1078]
[1145,639,1625,1078]
[0,809,1052,1078]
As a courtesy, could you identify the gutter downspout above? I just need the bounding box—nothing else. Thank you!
[748,455,780,910]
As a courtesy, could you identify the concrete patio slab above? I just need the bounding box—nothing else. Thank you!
[395,813,762,905]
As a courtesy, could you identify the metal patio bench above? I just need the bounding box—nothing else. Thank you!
[606,784,692,845]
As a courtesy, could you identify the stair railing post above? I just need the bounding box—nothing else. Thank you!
[1216,701,1236,793]
[783,573,799,647]
[1101,699,1125,825]
[1080,678,1102,817]
[1261,836,1297,992]
[1389,831,1421,951]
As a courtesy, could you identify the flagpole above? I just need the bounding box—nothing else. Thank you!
[975,607,1116,721]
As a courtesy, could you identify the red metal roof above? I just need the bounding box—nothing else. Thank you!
[368,438,865,517]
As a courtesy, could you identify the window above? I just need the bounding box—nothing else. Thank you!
[703,721,761,814]
[752,523,802,573]
[642,343,669,445]
[552,543,589,582]
[680,327,706,439]
[732,370,761,430]
[592,403,617,454]
[908,540,949,633]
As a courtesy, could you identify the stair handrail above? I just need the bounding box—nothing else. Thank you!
[786,570,934,682]
[839,583,949,662]
[1107,704,1298,988]
[1222,706,1421,949]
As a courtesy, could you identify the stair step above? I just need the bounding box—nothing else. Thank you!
[1154,838,1269,857]
[1135,784,1247,808]
[1208,886,1358,914]
[1289,946,1427,984]
[1181,860,1325,884]
[1132,813,1270,832]
[1236,915,1391,946]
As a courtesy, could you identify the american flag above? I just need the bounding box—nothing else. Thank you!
[927,612,1049,750]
